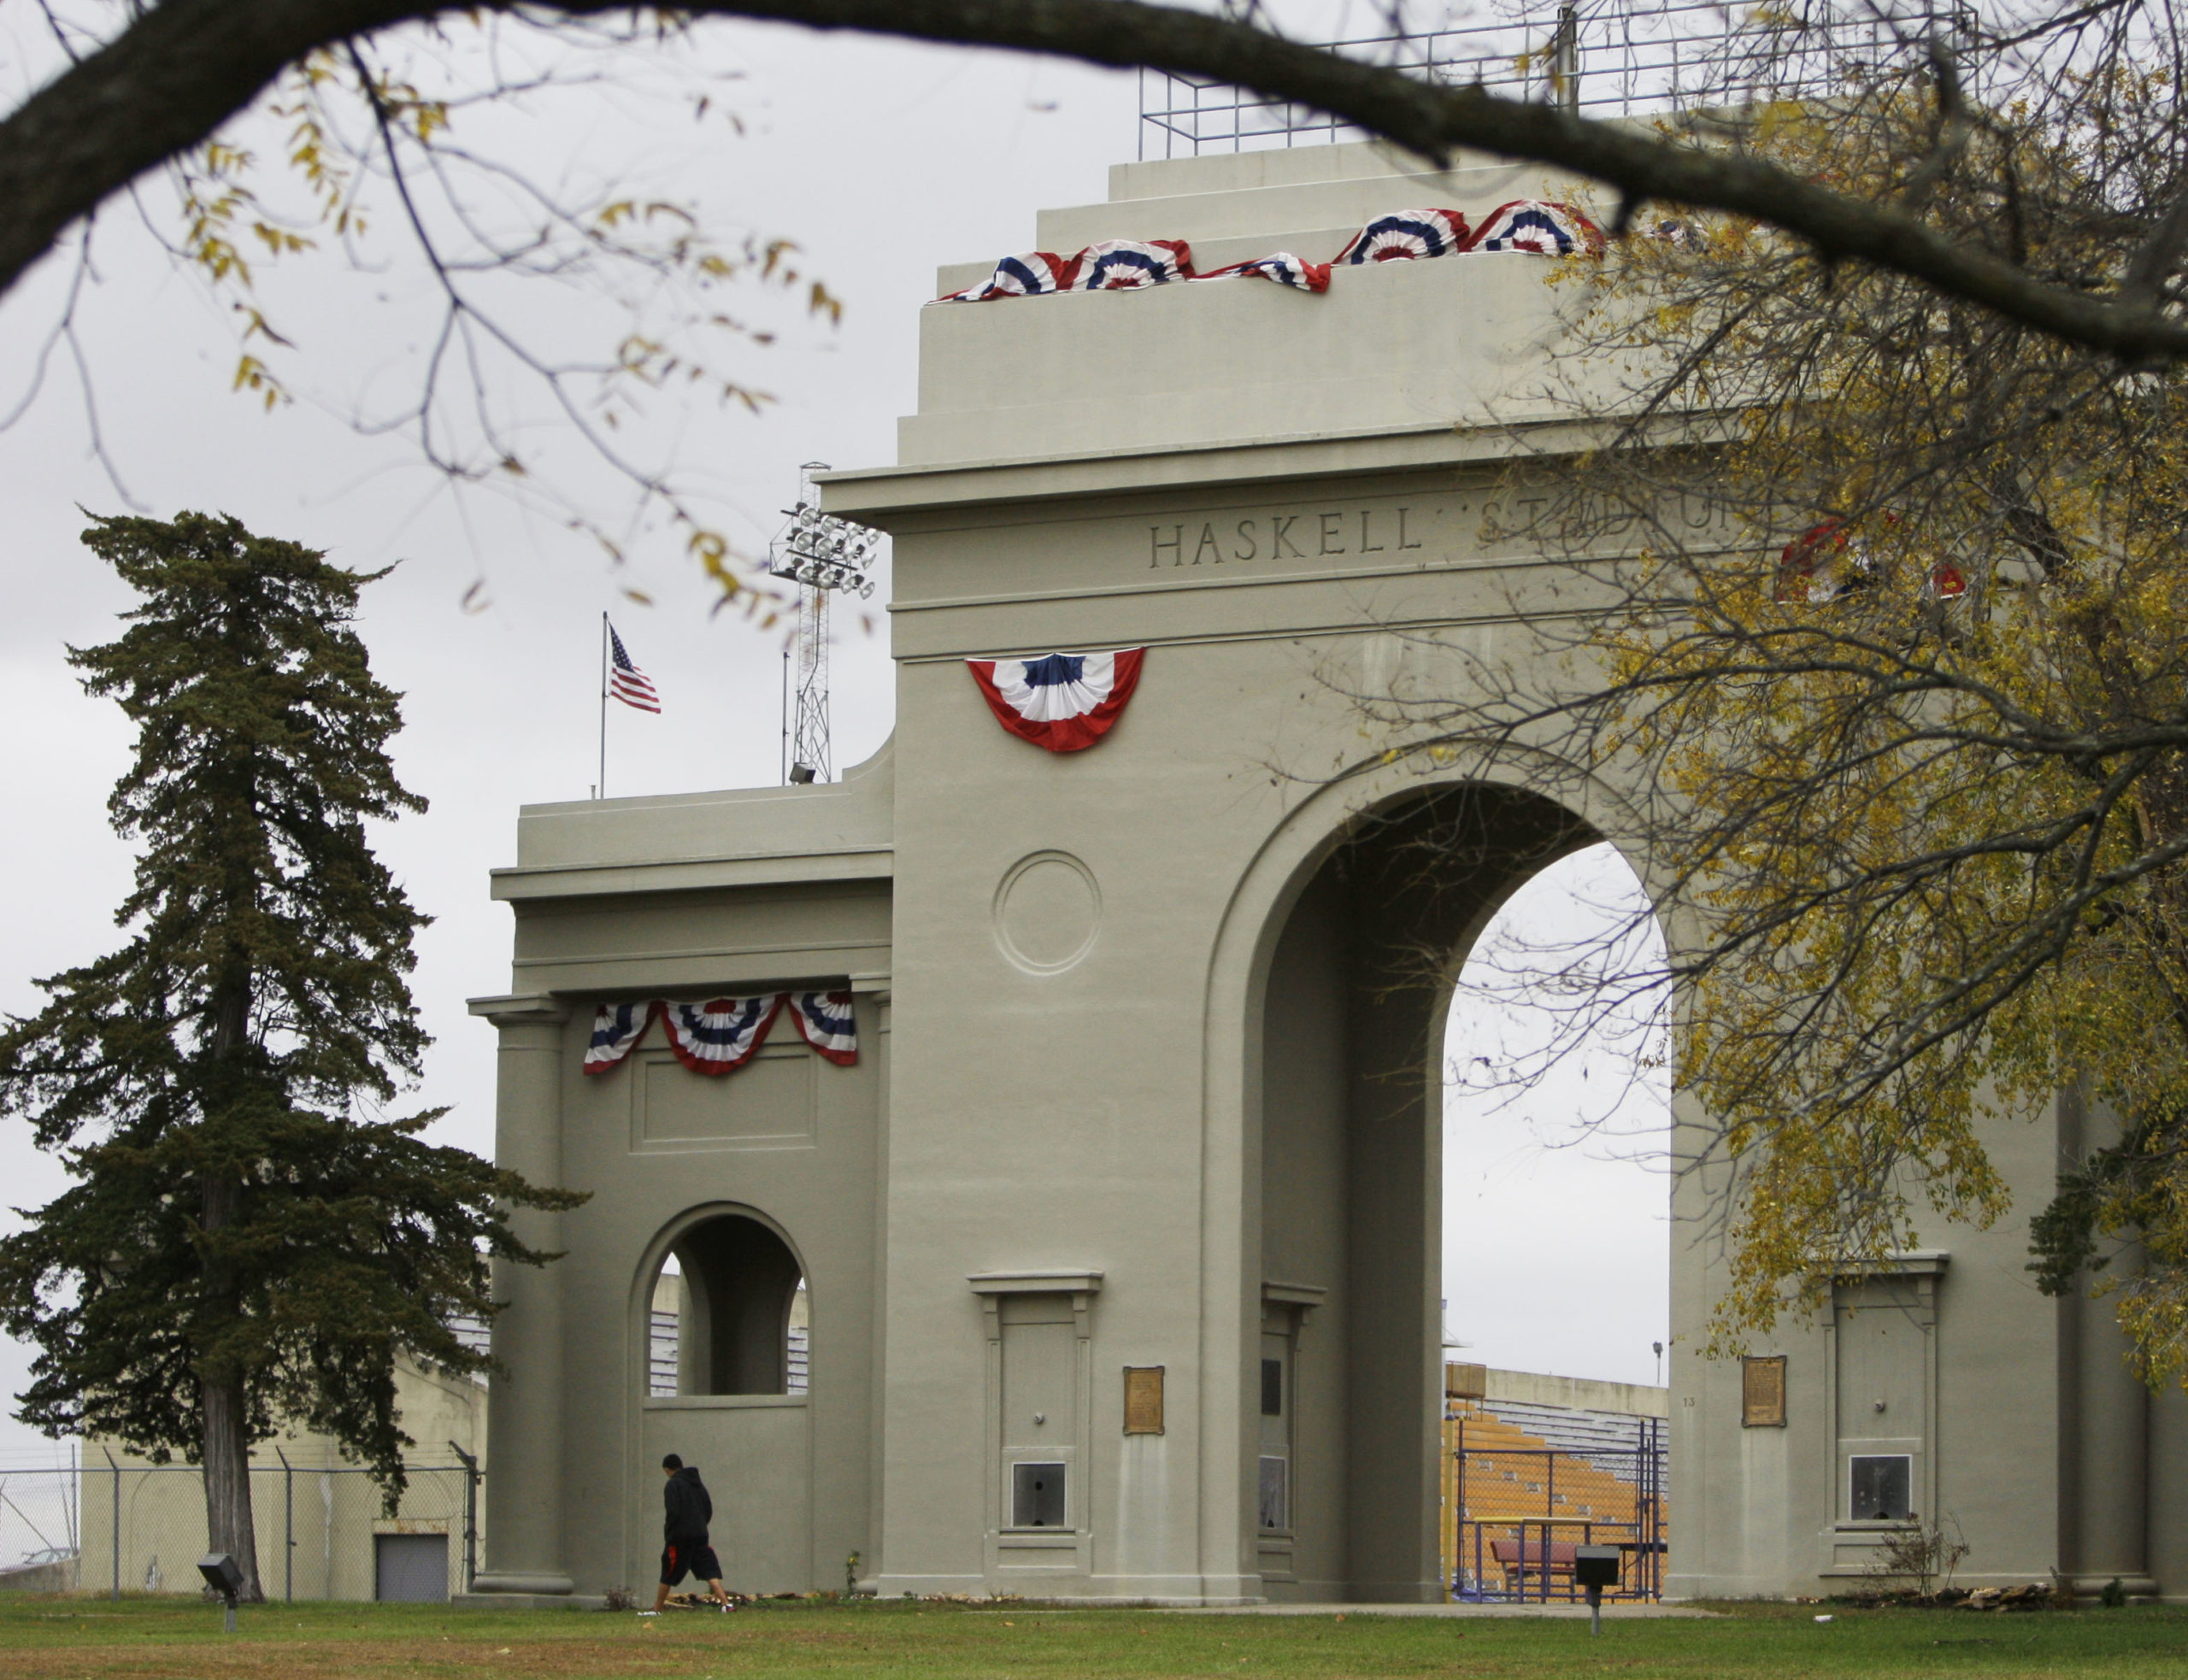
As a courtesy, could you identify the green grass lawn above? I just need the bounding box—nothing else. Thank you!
[0,1594,2183,1678]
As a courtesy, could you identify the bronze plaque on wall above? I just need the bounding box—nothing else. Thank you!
[1124,1366,1165,1435]
[1742,1354,1787,1427]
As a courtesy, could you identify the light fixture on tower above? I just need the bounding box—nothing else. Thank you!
[769,463,883,785]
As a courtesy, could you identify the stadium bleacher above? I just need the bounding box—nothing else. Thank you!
[1440,1383,1668,1600]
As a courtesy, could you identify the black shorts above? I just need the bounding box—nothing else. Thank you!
[660,1542,721,1587]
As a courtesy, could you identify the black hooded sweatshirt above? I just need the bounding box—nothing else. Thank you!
[663,1466,713,1544]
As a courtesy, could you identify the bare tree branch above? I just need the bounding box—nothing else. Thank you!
[1895,36,1973,214]
[7,0,2188,363]
[2124,184,2188,303]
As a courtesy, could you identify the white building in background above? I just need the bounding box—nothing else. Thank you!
[79,1356,483,1602]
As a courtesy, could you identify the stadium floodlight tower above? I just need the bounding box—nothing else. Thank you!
[769,461,882,784]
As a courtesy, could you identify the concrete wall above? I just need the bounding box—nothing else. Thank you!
[0,1558,75,1593]
[469,137,2188,1606]
[1666,1084,2166,1599]
[545,983,881,1599]
[472,749,894,1601]
[468,138,1677,1607]
[1477,1370,1671,1419]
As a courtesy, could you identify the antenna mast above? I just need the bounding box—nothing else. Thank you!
[769,462,882,784]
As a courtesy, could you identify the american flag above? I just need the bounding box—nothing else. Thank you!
[608,625,661,713]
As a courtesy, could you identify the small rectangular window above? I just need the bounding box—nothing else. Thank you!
[1257,1455,1289,1531]
[1011,1461,1067,1529]
[1850,1454,1912,1521]
[1261,1357,1283,1416]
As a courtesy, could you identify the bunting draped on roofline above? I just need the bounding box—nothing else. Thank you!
[935,238,1193,301]
[1073,238,1192,291]
[941,250,1078,302]
[1195,253,1332,293]
[1467,199,1605,256]
[1335,207,1472,263]
[932,203,1600,304]
[581,990,860,1075]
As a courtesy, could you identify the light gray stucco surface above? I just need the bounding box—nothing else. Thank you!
[469,140,2188,1606]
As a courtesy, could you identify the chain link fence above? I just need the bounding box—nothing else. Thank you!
[1139,1,1987,157]
[0,1458,479,1601]
[0,1466,80,1591]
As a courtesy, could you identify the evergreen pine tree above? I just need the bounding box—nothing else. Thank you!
[0,511,579,1601]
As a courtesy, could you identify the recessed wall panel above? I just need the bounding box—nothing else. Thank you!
[631,1043,816,1152]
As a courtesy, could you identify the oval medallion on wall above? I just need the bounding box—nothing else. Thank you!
[993,851,1101,975]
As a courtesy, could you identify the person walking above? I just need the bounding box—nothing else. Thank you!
[652,1453,733,1611]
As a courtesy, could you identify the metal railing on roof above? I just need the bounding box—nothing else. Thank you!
[1138,2,1978,157]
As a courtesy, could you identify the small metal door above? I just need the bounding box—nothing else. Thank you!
[373,1533,448,1602]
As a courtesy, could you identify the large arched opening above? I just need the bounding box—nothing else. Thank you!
[1255,783,1616,1601]
[1438,842,1671,1601]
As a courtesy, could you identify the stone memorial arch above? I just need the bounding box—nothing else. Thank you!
[465,141,2188,1606]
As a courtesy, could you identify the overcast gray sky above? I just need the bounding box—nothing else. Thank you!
[0,6,1667,1471]
[1443,845,1670,1389]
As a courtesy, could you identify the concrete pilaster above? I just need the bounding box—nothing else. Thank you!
[2056,1090,2156,1599]
[856,980,891,1595]
[2064,1283,2154,1595]
[468,993,573,1595]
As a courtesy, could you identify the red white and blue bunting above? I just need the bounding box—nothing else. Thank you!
[661,996,784,1074]
[1467,199,1606,256]
[1069,238,1192,291]
[937,250,1079,303]
[788,990,860,1065]
[966,648,1146,754]
[1336,207,1473,264]
[1776,517,1968,606]
[581,992,858,1075]
[933,201,1603,306]
[585,1000,657,1072]
[1194,253,1332,293]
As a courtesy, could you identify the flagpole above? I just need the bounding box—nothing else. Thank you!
[598,612,609,800]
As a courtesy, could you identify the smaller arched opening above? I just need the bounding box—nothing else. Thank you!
[645,1214,809,1397]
